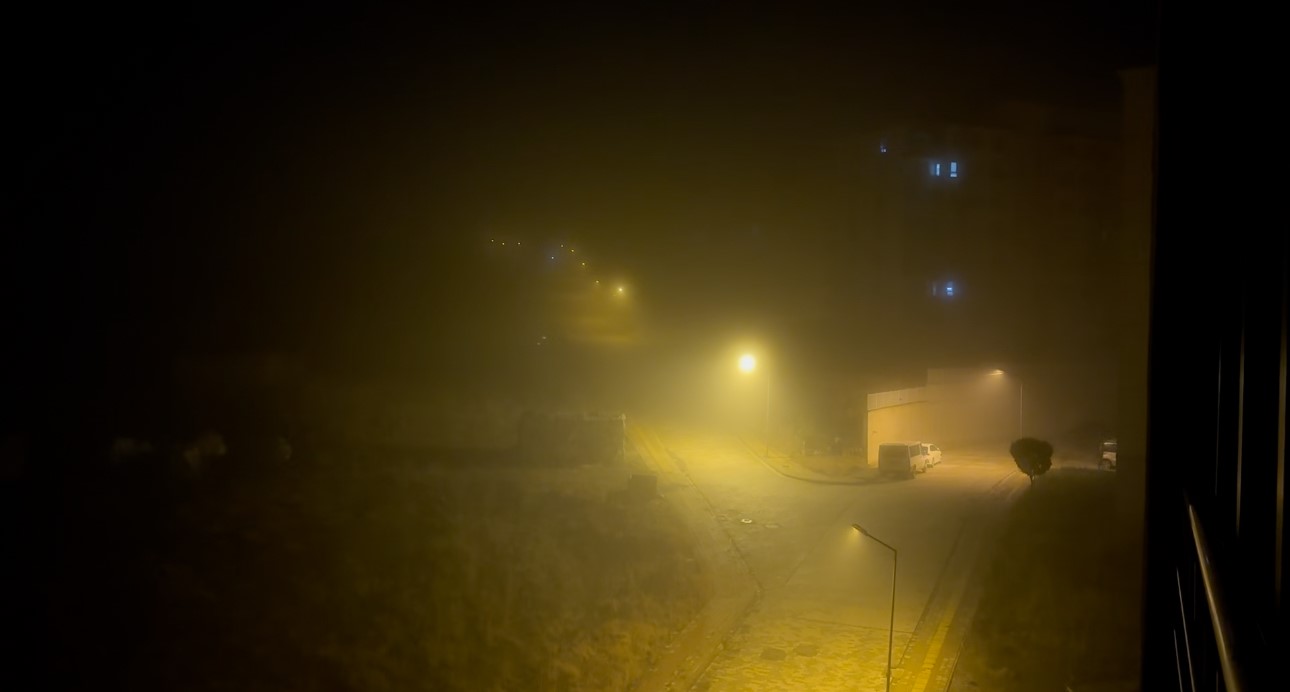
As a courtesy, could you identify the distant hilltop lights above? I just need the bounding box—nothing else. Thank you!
[489,236,580,265]
[487,235,630,295]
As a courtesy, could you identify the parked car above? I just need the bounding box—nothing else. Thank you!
[1100,438,1117,470]
[920,442,943,466]
[878,441,929,477]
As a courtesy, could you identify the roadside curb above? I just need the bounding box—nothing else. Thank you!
[942,471,1027,692]
[895,518,973,670]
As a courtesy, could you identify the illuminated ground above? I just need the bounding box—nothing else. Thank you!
[631,426,1029,692]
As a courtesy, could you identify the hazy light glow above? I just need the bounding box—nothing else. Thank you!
[992,369,1005,375]
[739,354,757,372]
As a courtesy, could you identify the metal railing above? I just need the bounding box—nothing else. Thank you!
[1175,498,1248,692]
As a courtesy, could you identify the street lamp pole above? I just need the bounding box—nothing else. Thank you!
[853,524,897,692]
[740,353,772,459]
[764,369,771,459]
[1018,380,1024,437]
[992,370,1024,439]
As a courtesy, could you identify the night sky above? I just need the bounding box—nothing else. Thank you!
[7,2,1156,409]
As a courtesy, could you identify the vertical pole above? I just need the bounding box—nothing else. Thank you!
[854,527,898,692]
[887,550,897,692]
[1019,380,1025,437]
[764,371,771,458]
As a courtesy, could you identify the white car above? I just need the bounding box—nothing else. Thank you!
[1100,439,1117,470]
[921,443,943,466]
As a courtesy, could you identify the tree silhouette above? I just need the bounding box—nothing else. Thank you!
[1009,437,1054,483]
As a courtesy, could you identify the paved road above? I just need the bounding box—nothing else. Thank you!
[637,425,1029,692]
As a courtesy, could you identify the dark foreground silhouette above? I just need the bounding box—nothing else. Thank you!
[1009,437,1054,482]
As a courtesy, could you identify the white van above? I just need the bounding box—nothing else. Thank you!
[878,441,929,476]
[1100,439,1117,470]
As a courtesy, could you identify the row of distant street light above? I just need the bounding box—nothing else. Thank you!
[491,237,630,347]
[489,237,628,297]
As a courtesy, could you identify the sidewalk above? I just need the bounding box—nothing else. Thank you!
[626,424,762,691]
[694,611,911,692]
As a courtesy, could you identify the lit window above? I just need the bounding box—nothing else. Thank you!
[879,140,888,154]
[945,281,955,297]
[931,162,941,176]
[949,161,959,178]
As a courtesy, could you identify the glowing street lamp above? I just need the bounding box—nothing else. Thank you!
[853,524,897,692]
[739,353,770,457]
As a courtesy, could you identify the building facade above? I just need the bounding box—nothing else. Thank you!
[847,101,1122,369]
